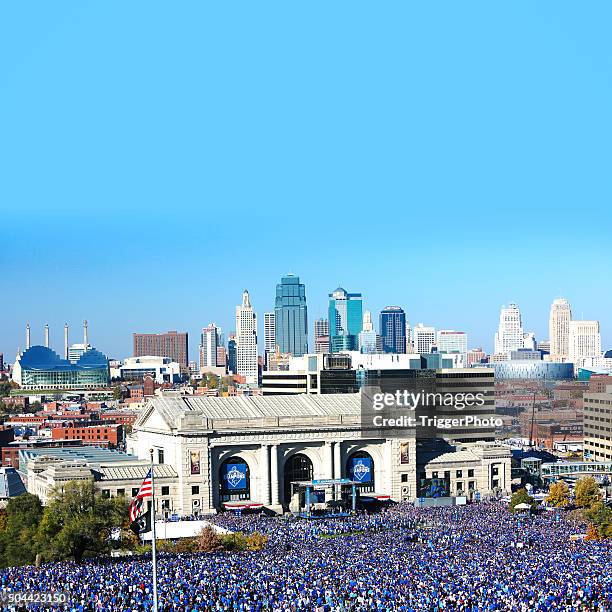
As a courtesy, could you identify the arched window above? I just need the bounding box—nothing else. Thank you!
[219,456,250,502]
[283,453,313,506]
[346,451,375,493]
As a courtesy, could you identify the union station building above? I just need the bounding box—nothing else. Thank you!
[127,392,511,515]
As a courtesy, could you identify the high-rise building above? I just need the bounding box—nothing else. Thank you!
[227,335,237,375]
[328,287,363,352]
[236,290,258,384]
[549,298,572,360]
[133,331,189,368]
[379,306,406,354]
[274,274,308,357]
[358,311,378,354]
[569,320,601,364]
[199,323,220,370]
[413,324,436,354]
[437,330,467,355]
[313,318,329,353]
[494,303,524,356]
[584,387,612,461]
[264,313,276,353]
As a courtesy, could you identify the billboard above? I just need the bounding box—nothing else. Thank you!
[348,456,373,483]
[417,477,450,498]
[222,462,248,490]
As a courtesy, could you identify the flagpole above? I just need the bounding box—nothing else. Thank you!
[149,449,159,612]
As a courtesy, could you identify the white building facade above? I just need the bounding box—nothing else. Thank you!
[549,298,572,361]
[127,393,511,515]
[494,303,524,356]
[236,290,258,385]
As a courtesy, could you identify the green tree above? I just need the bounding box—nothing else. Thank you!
[546,481,570,508]
[0,380,12,397]
[37,480,128,562]
[509,488,536,513]
[0,493,44,567]
[113,385,123,401]
[586,501,612,539]
[574,476,602,509]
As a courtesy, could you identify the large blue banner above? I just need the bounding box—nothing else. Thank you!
[348,457,373,483]
[222,463,248,490]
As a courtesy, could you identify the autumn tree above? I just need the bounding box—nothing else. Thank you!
[574,476,602,509]
[546,481,570,508]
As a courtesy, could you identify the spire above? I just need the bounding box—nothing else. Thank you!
[26,323,30,350]
[242,290,251,308]
[64,323,69,360]
[83,320,88,346]
[44,324,50,348]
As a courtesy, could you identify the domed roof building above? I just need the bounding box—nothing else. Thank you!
[12,345,110,390]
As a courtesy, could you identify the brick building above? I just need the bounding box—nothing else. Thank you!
[133,331,189,367]
[51,423,123,448]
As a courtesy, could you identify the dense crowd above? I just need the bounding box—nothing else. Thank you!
[0,503,610,611]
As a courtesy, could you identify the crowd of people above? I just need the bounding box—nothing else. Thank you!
[0,502,609,610]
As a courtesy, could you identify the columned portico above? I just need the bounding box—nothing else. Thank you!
[270,444,280,506]
[260,444,270,505]
[128,393,512,515]
[333,441,342,479]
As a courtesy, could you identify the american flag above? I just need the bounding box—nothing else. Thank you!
[129,469,153,522]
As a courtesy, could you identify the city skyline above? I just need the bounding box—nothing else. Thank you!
[5,290,608,363]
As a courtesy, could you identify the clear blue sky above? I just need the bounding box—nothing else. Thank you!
[1,1,611,361]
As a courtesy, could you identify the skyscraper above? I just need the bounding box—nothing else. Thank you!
[569,320,601,364]
[328,287,363,352]
[494,304,524,356]
[199,323,220,370]
[413,324,436,354]
[549,298,572,360]
[274,274,308,357]
[236,290,258,384]
[133,330,189,367]
[227,335,237,375]
[358,311,378,354]
[264,312,276,353]
[314,318,330,353]
[379,306,406,354]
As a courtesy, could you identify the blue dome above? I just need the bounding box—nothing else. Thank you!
[76,349,109,369]
[19,346,73,372]
[20,345,108,372]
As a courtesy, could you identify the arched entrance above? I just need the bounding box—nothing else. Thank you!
[346,451,375,493]
[219,456,250,502]
[283,453,313,507]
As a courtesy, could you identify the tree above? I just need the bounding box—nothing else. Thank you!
[196,525,223,552]
[546,481,570,508]
[37,480,128,563]
[0,493,44,567]
[509,488,536,513]
[246,532,268,551]
[586,501,612,539]
[113,385,123,401]
[574,476,602,509]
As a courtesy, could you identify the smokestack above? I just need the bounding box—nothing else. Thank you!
[64,323,69,360]
[26,323,31,350]
[44,324,49,348]
[83,320,88,346]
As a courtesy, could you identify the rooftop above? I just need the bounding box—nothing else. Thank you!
[138,393,362,429]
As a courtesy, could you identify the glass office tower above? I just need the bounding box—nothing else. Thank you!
[380,306,407,353]
[274,274,308,356]
[328,287,363,352]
